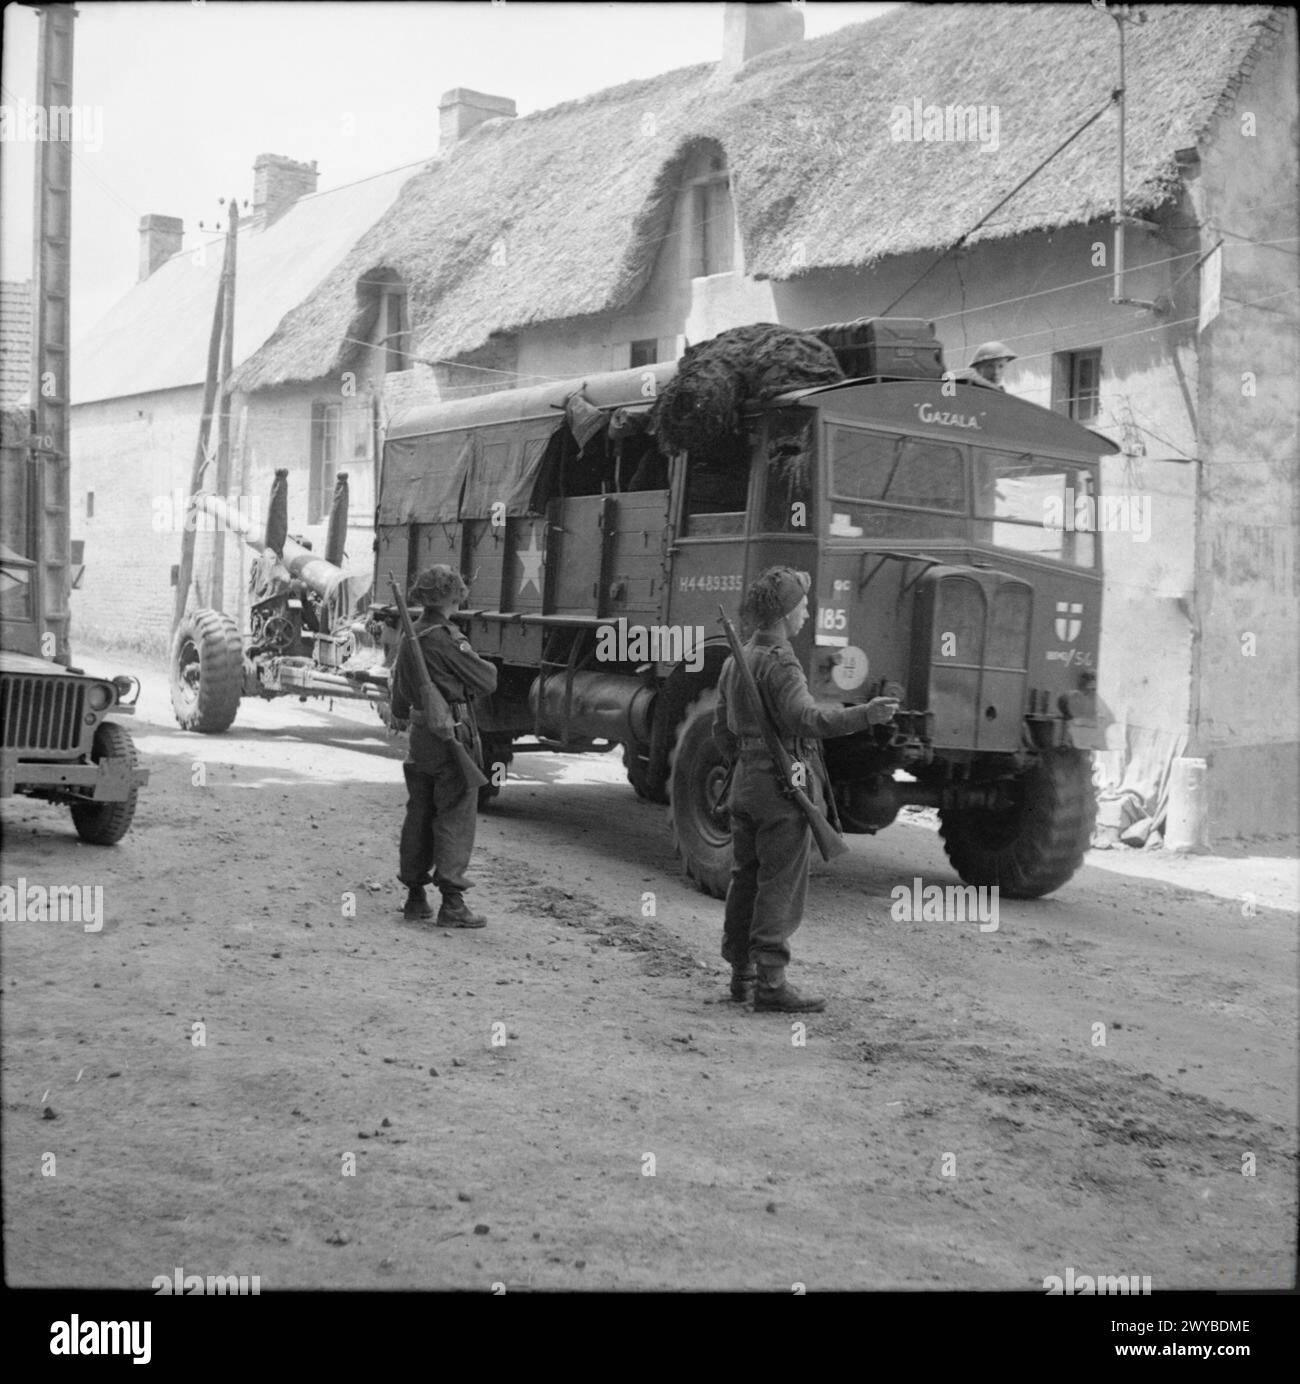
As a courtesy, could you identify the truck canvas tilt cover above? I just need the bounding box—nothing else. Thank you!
[170,317,1113,899]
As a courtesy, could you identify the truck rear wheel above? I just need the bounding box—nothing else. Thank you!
[938,749,1095,899]
[668,692,732,898]
[171,608,242,733]
[70,721,141,845]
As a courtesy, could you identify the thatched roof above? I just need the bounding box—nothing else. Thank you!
[71,165,415,404]
[230,2,1281,394]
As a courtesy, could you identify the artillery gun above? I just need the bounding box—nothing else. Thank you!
[170,469,387,732]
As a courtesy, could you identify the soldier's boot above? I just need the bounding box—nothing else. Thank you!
[403,886,434,921]
[437,890,487,929]
[729,965,757,1002]
[754,966,825,1013]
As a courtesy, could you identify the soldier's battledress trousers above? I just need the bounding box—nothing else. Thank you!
[398,727,477,896]
[721,749,821,981]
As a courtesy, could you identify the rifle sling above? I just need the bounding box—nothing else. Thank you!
[751,653,842,832]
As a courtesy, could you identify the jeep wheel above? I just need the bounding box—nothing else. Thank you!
[171,608,242,733]
[70,721,141,845]
[938,748,1096,899]
[478,734,514,812]
[668,691,732,898]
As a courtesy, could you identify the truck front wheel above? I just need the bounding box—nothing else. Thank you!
[938,748,1096,899]
[668,692,732,898]
[70,721,141,845]
[171,608,242,733]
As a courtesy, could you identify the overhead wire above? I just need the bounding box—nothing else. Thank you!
[877,94,1122,317]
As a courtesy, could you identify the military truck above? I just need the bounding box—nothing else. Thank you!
[1,409,148,843]
[172,318,1112,897]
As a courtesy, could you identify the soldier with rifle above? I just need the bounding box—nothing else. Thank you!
[389,565,496,928]
[714,567,899,1012]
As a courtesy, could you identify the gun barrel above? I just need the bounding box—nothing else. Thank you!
[194,491,351,602]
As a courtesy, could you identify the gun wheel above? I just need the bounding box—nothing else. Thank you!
[171,608,242,733]
[668,691,732,898]
[938,748,1096,899]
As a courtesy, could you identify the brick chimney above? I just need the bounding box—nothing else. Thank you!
[720,1,804,75]
[438,89,516,151]
[137,214,184,280]
[252,154,319,227]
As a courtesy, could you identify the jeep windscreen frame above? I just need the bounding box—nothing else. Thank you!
[816,420,1099,568]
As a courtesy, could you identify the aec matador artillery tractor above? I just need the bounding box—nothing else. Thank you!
[170,317,1113,899]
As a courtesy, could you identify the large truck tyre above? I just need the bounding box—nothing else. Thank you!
[70,721,142,845]
[623,742,668,804]
[938,748,1096,899]
[171,608,242,733]
[668,691,732,899]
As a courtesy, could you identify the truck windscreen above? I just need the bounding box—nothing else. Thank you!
[825,424,966,540]
[821,423,1098,565]
[972,448,1096,568]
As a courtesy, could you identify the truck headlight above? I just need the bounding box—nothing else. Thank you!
[86,683,113,711]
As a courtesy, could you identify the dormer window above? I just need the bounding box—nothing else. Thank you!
[382,287,409,373]
[688,152,735,278]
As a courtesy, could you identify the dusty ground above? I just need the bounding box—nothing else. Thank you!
[3,643,1297,1292]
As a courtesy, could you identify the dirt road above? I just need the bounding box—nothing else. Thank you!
[3,648,1296,1291]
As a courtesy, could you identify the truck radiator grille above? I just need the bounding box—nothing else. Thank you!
[1,676,87,753]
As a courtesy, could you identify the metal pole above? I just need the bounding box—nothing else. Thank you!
[29,3,78,664]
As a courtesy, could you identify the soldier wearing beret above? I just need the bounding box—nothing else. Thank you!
[390,565,498,927]
[713,566,899,1011]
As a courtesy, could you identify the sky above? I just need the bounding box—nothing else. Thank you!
[0,1,894,341]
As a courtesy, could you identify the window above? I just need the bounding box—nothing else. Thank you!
[383,289,409,373]
[761,411,815,532]
[681,433,749,536]
[972,448,1096,567]
[629,339,658,368]
[309,401,341,524]
[1055,349,1101,423]
[86,490,94,518]
[689,158,735,278]
[828,428,964,512]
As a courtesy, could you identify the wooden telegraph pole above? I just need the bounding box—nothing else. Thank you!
[171,200,239,632]
[210,197,239,607]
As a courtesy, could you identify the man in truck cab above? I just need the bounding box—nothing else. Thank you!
[712,567,899,1012]
[390,565,499,928]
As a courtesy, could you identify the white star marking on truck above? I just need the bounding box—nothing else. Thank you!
[518,532,543,595]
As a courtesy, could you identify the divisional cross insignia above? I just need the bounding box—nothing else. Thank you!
[1054,601,1082,642]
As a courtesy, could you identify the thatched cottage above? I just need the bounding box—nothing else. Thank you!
[70,2,1297,837]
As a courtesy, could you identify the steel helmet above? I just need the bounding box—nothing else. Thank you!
[972,341,1017,365]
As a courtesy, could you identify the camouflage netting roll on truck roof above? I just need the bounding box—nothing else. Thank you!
[649,323,843,458]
